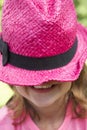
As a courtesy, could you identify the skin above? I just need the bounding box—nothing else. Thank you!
[16,81,72,130]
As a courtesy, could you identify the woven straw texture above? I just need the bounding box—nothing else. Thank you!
[0,0,87,86]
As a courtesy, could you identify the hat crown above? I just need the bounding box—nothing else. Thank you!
[2,0,77,57]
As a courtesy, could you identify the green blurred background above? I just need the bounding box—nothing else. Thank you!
[0,0,87,108]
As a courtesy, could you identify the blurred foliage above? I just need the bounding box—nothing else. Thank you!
[0,82,14,108]
[74,0,87,26]
[0,0,3,13]
[0,0,3,9]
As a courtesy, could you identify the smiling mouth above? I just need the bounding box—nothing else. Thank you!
[31,84,57,90]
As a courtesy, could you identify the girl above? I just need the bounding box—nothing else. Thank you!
[0,0,87,130]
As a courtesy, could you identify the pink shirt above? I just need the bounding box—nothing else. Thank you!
[0,103,87,130]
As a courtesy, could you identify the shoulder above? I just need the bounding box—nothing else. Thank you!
[64,101,87,130]
[0,106,14,129]
[69,117,87,130]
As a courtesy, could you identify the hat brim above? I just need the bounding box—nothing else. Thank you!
[0,23,87,86]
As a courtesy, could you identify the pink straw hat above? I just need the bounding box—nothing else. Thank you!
[0,0,87,86]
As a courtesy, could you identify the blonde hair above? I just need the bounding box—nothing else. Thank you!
[7,64,87,124]
[71,64,87,118]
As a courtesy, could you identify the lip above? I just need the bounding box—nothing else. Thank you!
[31,85,56,93]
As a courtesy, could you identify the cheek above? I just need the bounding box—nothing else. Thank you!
[60,82,72,94]
[15,87,28,98]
